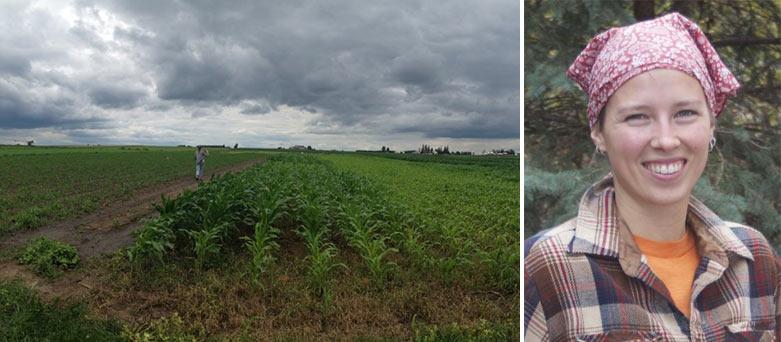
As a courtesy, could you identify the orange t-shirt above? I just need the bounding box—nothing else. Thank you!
[633,230,700,318]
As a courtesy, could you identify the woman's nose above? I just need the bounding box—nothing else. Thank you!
[650,124,681,151]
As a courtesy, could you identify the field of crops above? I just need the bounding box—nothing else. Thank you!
[1,150,519,340]
[322,154,520,290]
[0,146,265,235]
[359,152,520,177]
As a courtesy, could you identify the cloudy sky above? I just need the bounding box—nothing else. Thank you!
[0,0,519,152]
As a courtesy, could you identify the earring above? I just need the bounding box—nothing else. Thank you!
[709,136,716,152]
[595,146,605,155]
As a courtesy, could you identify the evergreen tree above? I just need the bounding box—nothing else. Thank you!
[420,144,434,154]
[525,0,781,248]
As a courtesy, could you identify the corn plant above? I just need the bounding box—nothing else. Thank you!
[305,242,346,307]
[128,216,175,265]
[478,244,520,292]
[296,196,331,256]
[392,225,430,269]
[248,187,288,228]
[352,236,398,287]
[241,221,280,286]
[186,223,226,270]
[152,194,178,216]
[339,203,378,242]
[297,196,327,234]
[428,254,473,286]
[200,188,239,228]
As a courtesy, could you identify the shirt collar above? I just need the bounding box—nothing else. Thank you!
[567,175,753,261]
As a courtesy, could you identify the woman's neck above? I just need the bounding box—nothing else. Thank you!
[614,185,689,241]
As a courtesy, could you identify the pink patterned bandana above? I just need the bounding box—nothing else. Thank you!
[567,13,740,129]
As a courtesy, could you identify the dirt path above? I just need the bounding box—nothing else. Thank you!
[0,158,265,258]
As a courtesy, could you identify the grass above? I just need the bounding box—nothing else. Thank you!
[0,279,123,341]
[95,248,517,340]
[0,145,266,236]
[413,319,517,341]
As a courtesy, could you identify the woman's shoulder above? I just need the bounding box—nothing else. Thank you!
[722,221,777,256]
[524,217,578,258]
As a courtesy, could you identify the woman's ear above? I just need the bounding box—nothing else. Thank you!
[591,128,607,153]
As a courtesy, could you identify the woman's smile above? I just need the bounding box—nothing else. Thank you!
[642,158,686,180]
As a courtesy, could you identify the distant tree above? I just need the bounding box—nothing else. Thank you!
[234,143,239,149]
[419,144,434,154]
[307,145,312,150]
[27,140,34,147]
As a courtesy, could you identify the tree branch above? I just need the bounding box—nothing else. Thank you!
[633,0,656,21]
[712,36,781,47]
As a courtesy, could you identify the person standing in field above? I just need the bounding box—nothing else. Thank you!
[195,146,209,181]
[524,13,779,341]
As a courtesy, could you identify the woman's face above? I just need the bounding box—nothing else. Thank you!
[591,69,714,208]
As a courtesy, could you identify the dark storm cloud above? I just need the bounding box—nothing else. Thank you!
[0,2,140,130]
[396,116,520,139]
[0,77,105,129]
[390,47,446,93]
[3,0,518,142]
[99,0,519,139]
[87,82,147,108]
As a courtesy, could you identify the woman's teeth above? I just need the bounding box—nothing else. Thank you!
[645,161,683,175]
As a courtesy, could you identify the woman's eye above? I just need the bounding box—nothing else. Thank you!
[625,113,648,121]
[676,110,698,118]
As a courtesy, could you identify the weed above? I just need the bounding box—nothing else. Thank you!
[17,236,80,278]
[121,312,203,341]
[12,206,46,230]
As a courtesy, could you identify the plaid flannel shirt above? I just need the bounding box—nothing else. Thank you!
[525,176,779,341]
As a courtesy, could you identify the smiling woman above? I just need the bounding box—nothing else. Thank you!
[524,13,779,341]
[593,69,714,238]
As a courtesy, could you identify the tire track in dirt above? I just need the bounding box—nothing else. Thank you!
[0,158,265,258]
